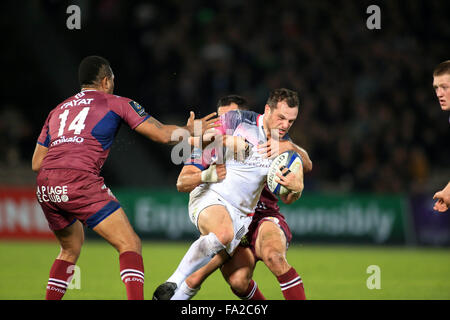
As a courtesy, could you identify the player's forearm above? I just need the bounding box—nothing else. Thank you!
[163,124,188,145]
[289,143,312,173]
[176,172,202,193]
[136,117,189,145]
[280,184,303,204]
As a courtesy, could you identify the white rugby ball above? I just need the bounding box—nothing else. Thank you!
[267,151,302,196]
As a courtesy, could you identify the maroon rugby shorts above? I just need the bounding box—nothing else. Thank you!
[36,168,120,231]
[240,212,293,261]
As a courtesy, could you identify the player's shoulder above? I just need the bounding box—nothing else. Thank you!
[224,110,260,125]
[103,93,146,115]
[102,92,132,104]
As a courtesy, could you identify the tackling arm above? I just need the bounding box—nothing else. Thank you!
[135,112,219,145]
[135,117,187,145]
[287,142,313,173]
[176,165,203,193]
[176,164,227,193]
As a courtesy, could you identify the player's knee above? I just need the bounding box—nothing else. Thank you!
[227,273,251,295]
[59,246,81,263]
[262,248,289,275]
[214,229,234,246]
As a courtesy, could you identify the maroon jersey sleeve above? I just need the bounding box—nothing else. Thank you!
[108,96,150,130]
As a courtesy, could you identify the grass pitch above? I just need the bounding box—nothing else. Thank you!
[0,240,449,300]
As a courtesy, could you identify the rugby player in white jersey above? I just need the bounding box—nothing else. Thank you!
[153,89,304,299]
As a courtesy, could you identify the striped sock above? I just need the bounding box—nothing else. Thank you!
[277,267,306,300]
[232,280,266,300]
[119,251,145,300]
[46,259,75,300]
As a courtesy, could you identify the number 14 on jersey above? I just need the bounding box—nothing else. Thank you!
[58,107,90,136]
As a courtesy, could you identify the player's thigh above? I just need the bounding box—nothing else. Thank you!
[221,246,256,291]
[92,207,141,254]
[53,219,85,263]
[197,205,234,243]
[254,220,287,261]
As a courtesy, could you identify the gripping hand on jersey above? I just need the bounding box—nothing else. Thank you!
[224,136,251,162]
[201,163,227,183]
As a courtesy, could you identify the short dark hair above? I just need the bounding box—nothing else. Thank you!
[266,88,299,109]
[217,95,250,110]
[78,55,113,87]
[433,60,450,77]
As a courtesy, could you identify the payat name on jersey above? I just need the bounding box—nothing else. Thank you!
[60,98,94,109]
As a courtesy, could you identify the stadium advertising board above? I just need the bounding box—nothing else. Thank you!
[0,188,416,244]
[279,194,410,244]
[0,188,54,239]
[410,194,450,246]
[115,190,411,244]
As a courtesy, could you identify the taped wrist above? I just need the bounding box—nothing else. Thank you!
[201,164,218,182]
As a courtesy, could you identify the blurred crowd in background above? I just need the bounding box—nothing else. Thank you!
[1,0,449,193]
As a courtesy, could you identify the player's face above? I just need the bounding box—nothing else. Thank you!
[264,100,298,138]
[433,74,450,111]
[217,102,239,116]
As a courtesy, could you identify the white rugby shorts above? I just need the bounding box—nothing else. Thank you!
[188,187,252,255]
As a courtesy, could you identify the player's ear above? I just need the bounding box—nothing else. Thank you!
[100,76,108,90]
[102,76,114,93]
[264,104,271,116]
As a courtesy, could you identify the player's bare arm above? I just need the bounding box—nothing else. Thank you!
[31,144,49,172]
[288,142,312,172]
[276,165,304,204]
[135,111,219,145]
[258,139,312,173]
[176,164,226,193]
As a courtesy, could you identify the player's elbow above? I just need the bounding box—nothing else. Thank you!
[281,187,303,205]
[176,178,192,193]
[300,157,312,173]
[31,163,40,172]
[281,195,299,205]
[304,159,313,173]
[176,181,186,192]
[31,158,41,172]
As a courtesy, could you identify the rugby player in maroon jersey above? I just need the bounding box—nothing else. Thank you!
[160,94,312,300]
[32,56,218,300]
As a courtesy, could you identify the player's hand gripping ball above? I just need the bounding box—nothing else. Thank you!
[267,151,302,196]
